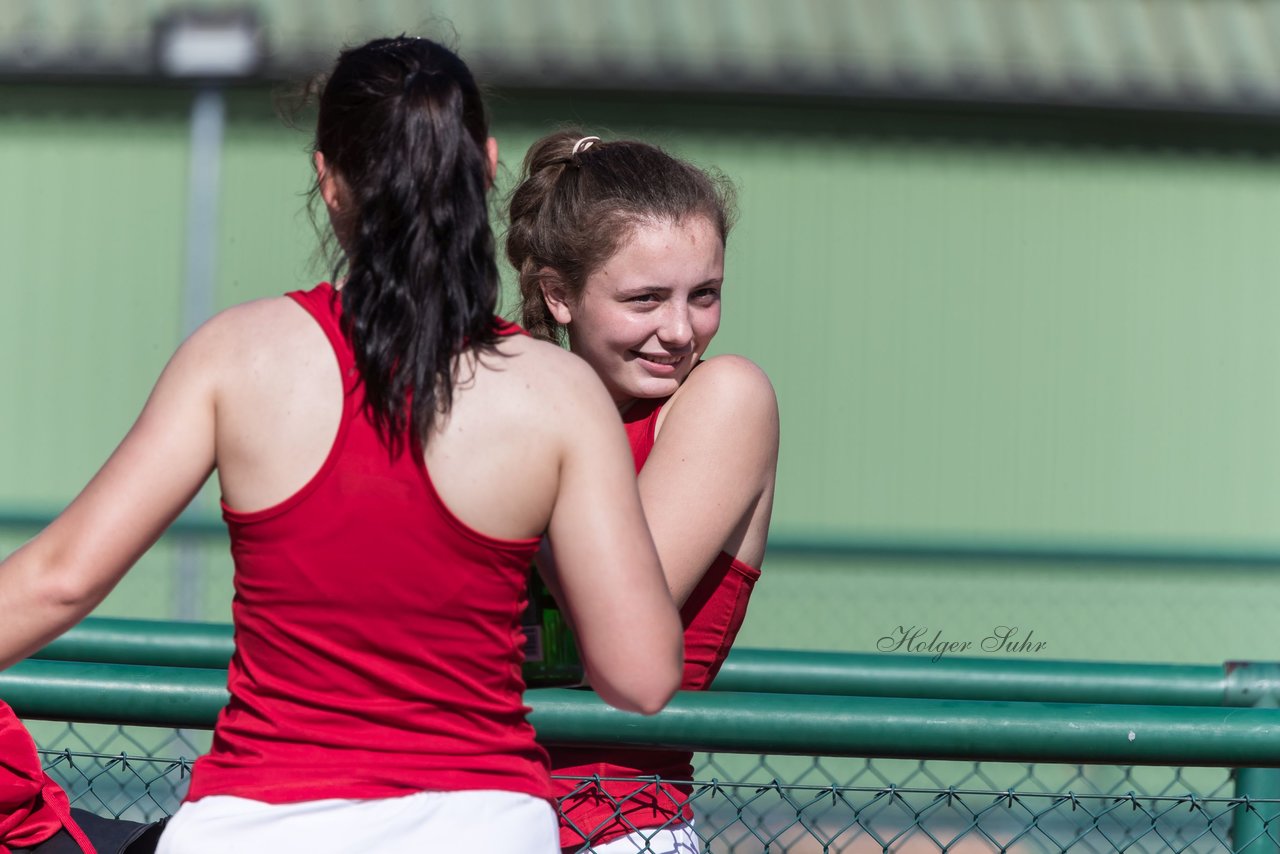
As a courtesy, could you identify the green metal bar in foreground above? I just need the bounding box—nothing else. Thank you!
[1,660,228,729]
[530,689,1280,767]
[36,618,234,670]
[6,660,1280,767]
[712,648,1228,705]
[36,617,1237,707]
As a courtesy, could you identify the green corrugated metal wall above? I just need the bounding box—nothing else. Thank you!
[4,83,1280,661]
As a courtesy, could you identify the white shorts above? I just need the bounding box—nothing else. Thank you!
[157,789,558,854]
[578,821,699,854]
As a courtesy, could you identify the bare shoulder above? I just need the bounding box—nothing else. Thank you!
[489,335,617,415]
[192,296,313,350]
[183,296,319,373]
[686,354,774,394]
[668,354,778,424]
[493,333,594,377]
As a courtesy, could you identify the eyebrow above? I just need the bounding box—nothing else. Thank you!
[616,278,723,296]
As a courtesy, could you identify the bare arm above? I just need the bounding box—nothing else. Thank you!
[0,326,220,669]
[543,357,683,714]
[639,355,779,605]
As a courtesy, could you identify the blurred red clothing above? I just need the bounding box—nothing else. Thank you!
[0,700,94,854]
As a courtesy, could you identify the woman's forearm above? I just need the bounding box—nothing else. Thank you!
[0,538,99,670]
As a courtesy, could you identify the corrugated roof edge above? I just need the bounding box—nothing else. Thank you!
[6,0,1280,118]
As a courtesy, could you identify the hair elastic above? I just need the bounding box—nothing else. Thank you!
[571,136,601,156]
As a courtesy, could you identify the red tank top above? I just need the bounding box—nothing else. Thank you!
[549,390,762,849]
[187,283,550,804]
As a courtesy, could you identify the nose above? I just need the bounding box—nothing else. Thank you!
[657,301,693,350]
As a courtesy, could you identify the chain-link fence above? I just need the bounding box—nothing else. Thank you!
[31,723,1279,853]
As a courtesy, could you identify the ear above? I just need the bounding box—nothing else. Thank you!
[539,272,575,325]
[315,151,343,214]
[484,137,499,190]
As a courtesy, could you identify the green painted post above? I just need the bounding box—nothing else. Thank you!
[1228,663,1280,853]
[1234,767,1280,853]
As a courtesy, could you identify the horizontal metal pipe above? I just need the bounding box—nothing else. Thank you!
[532,690,1280,766]
[35,618,1233,707]
[710,648,1229,705]
[5,660,1280,767]
[35,617,234,669]
[1,660,228,729]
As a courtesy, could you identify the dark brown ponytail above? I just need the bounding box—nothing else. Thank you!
[314,36,499,452]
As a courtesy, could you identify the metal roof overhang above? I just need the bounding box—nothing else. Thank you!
[5,0,1280,117]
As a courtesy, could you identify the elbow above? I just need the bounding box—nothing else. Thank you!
[628,682,678,717]
[41,578,96,612]
[0,547,98,668]
[35,550,106,617]
[619,663,681,717]
[39,560,103,612]
[30,576,99,633]
[637,643,683,715]
[588,637,683,716]
[597,675,678,716]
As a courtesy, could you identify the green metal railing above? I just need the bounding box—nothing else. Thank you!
[24,618,1280,851]
[9,658,1280,765]
[8,654,1280,852]
[30,616,1280,708]
[35,618,234,670]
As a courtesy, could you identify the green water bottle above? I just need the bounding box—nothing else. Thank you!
[521,570,585,687]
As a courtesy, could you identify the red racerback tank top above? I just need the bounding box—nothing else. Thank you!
[549,388,762,849]
[187,283,550,804]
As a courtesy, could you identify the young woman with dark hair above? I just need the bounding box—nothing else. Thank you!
[508,131,780,854]
[0,40,682,854]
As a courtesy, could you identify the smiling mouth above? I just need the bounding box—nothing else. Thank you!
[633,352,684,366]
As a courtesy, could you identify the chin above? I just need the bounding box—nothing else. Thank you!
[631,377,681,400]
[609,364,691,402]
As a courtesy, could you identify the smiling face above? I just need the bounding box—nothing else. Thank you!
[544,216,725,406]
